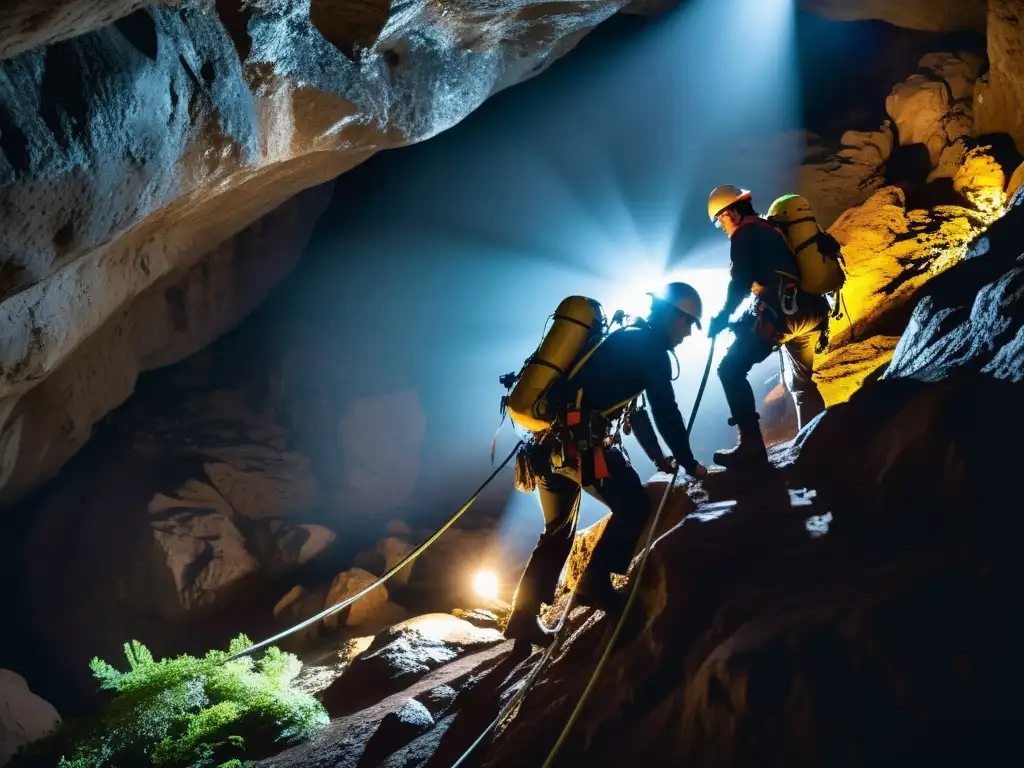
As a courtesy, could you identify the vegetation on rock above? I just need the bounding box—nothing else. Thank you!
[9,636,328,768]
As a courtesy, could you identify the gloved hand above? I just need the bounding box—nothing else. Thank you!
[689,462,708,480]
[655,456,678,474]
[707,312,729,339]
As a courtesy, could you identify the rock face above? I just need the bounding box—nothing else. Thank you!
[0,670,60,767]
[259,196,1024,768]
[0,0,662,508]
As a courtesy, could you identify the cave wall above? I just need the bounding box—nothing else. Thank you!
[0,0,649,509]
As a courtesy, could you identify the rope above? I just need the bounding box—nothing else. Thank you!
[222,440,524,663]
[540,336,716,767]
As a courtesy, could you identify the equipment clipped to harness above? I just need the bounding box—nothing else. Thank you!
[767,193,846,295]
[498,296,607,433]
[779,279,799,316]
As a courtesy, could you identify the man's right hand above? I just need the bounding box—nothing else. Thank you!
[655,456,678,474]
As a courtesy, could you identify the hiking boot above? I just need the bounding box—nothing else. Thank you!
[503,610,555,647]
[713,418,768,468]
[573,574,628,614]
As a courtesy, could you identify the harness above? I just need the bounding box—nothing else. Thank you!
[541,324,645,488]
[734,215,802,316]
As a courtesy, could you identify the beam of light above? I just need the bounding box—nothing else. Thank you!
[280,0,801,549]
[472,569,500,601]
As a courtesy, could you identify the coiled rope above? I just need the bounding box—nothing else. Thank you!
[222,440,524,663]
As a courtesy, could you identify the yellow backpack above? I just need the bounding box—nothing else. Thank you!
[767,194,846,295]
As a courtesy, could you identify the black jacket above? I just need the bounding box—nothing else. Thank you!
[720,217,801,318]
[567,321,698,473]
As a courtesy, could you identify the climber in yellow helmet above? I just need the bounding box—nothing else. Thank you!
[504,283,708,648]
[704,184,829,467]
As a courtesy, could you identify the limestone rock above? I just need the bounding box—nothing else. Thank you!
[0,1,168,60]
[0,0,652,507]
[0,180,333,506]
[974,1,1024,152]
[324,567,391,629]
[148,479,261,611]
[798,126,893,227]
[0,670,60,766]
[825,186,986,374]
[953,146,1009,218]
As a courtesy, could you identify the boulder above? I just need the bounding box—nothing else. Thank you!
[0,670,60,766]
[320,614,504,716]
[798,126,893,228]
[148,479,261,611]
[324,567,392,630]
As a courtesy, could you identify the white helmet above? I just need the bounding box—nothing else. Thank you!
[646,282,703,329]
[707,184,752,224]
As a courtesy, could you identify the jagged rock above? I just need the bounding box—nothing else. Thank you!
[271,584,329,652]
[797,0,987,32]
[886,52,984,172]
[321,614,504,717]
[0,180,333,506]
[358,698,435,768]
[272,522,336,566]
[417,684,458,718]
[0,0,655,507]
[558,476,695,594]
[883,195,1024,383]
[823,185,987,402]
[798,126,893,228]
[919,52,985,103]
[149,479,261,611]
[324,567,391,629]
[953,146,1009,218]
[974,0,1024,152]
[0,1,163,59]
[0,670,60,766]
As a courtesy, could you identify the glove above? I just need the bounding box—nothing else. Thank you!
[707,312,729,338]
[655,456,678,474]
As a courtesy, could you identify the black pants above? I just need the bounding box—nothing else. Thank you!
[510,446,650,615]
[718,300,828,430]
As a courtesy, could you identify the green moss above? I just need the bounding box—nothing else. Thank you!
[10,635,328,768]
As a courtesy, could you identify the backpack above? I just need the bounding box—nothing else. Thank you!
[765,193,846,295]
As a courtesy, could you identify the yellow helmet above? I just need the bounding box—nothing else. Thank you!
[707,184,752,224]
[646,282,703,329]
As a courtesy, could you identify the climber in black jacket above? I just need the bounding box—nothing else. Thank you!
[504,282,708,647]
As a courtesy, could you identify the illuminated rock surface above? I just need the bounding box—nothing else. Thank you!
[0,0,653,508]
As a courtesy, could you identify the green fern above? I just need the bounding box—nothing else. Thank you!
[10,635,328,768]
